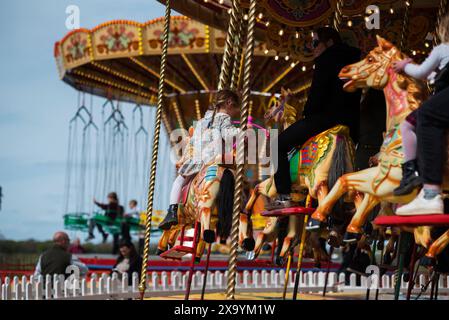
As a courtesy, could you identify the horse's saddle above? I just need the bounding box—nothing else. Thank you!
[179,163,229,205]
[289,124,352,182]
[180,175,195,205]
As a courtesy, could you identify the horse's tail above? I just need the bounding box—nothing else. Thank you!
[327,135,352,221]
[216,168,235,240]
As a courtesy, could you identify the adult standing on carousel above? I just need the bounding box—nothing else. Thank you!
[271,27,362,208]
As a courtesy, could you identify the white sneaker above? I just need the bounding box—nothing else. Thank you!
[396,189,444,216]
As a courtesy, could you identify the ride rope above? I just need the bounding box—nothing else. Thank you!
[400,0,414,52]
[226,0,257,300]
[434,0,449,46]
[218,0,240,90]
[139,0,171,299]
[333,0,344,32]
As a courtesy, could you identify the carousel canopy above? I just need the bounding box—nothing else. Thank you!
[163,0,442,61]
[54,16,310,130]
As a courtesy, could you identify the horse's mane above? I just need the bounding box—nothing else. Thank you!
[394,51,429,112]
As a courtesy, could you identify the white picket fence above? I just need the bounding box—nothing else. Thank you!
[1,269,448,300]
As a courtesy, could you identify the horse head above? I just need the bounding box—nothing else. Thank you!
[339,36,404,92]
[339,35,427,129]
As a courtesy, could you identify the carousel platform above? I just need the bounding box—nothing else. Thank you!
[77,254,342,274]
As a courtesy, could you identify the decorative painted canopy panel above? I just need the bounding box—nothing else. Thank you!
[167,0,440,61]
[54,16,311,131]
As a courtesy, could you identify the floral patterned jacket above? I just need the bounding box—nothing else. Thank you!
[178,110,239,177]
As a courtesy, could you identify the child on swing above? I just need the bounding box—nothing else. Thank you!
[159,90,240,230]
[393,14,449,214]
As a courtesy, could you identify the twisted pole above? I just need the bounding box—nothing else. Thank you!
[230,11,246,91]
[226,0,257,300]
[400,0,413,52]
[218,0,240,90]
[333,0,344,32]
[139,0,171,300]
[434,0,449,46]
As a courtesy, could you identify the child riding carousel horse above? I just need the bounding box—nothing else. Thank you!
[393,14,449,215]
[159,90,240,231]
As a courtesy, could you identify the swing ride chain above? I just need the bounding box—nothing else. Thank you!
[218,0,240,90]
[133,104,148,136]
[333,0,344,32]
[400,0,414,52]
[139,0,171,298]
[434,0,449,46]
[226,0,257,300]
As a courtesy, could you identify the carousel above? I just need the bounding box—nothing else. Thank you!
[54,0,449,301]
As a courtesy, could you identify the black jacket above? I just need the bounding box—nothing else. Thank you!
[303,43,362,143]
[94,201,124,220]
[40,245,72,276]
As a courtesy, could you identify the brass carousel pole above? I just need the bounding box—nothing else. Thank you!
[434,0,449,46]
[218,0,240,90]
[333,0,344,32]
[226,0,257,300]
[400,0,413,52]
[230,10,246,91]
[139,0,171,300]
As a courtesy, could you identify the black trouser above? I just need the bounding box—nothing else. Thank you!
[417,86,449,185]
[88,219,119,254]
[273,115,335,194]
[121,221,132,242]
[88,220,107,237]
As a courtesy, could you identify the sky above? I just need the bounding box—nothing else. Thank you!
[0,0,178,241]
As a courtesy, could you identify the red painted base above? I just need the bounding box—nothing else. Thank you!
[261,206,315,217]
[374,214,449,227]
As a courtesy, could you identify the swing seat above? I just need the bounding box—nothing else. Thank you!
[64,213,89,231]
[374,214,449,227]
[123,216,144,232]
[93,213,121,234]
[261,206,314,217]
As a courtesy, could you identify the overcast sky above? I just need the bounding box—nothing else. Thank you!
[0,0,177,241]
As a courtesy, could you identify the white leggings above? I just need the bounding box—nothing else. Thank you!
[169,175,187,205]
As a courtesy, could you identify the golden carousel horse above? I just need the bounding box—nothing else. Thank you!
[239,89,356,262]
[311,35,449,259]
[157,133,235,260]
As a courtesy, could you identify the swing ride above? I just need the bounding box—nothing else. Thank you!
[53,0,449,301]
